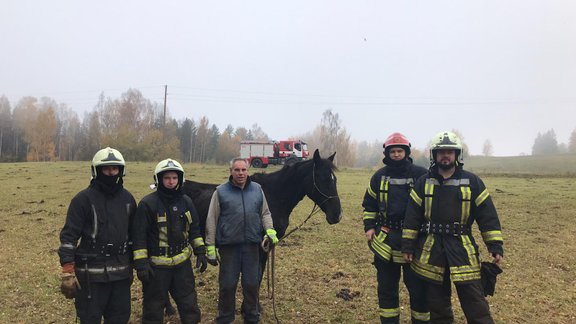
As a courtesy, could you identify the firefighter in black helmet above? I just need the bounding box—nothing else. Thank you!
[58,147,137,323]
[132,158,207,324]
[362,132,430,323]
[402,131,504,324]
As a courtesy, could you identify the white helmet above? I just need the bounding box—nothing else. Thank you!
[154,158,185,187]
[429,131,464,165]
[91,147,125,178]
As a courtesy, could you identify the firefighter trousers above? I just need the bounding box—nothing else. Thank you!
[74,278,131,324]
[216,243,261,324]
[141,259,201,324]
[374,256,429,324]
[428,270,493,324]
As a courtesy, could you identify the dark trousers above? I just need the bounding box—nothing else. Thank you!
[142,259,201,324]
[74,278,131,324]
[428,270,493,324]
[374,257,429,324]
[216,243,261,324]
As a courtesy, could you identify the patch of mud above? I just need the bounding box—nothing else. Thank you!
[336,288,360,301]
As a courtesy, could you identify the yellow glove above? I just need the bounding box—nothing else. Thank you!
[265,228,279,245]
[206,245,219,266]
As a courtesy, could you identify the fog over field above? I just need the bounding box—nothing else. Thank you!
[2,1,575,156]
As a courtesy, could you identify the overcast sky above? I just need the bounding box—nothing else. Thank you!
[2,1,575,156]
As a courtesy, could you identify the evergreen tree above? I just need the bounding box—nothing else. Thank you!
[532,129,558,155]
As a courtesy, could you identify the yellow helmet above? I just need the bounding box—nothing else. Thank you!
[429,131,464,165]
[153,158,185,187]
[91,147,125,178]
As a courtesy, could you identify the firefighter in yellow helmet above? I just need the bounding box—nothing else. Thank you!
[402,131,504,324]
[58,147,137,323]
[362,132,430,323]
[132,158,207,323]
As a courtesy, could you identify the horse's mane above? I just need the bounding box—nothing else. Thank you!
[250,156,337,186]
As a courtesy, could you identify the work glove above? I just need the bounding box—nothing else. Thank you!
[261,228,279,252]
[206,245,219,266]
[195,254,208,273]
[481,261,503,296]
[265,228,279,245]
[60,263,81,299]
[136,261,155,284]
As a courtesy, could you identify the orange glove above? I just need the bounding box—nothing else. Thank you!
[62,262,75,273]
[60,263,81,299]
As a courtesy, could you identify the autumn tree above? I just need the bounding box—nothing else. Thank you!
[317,109,356,166]
[354,140,383,168]
[99,89,150,158]
[411,147,429,168]
[12,96,39,160]
[195,117,210,163]
[28,106,58,161]
[214,125,238,163]
[98,89,176,161]
[450,129,470,158]
[50,102,82,161]
[250,123,269,141]
[482,139,493,157]
[234,127,250,141]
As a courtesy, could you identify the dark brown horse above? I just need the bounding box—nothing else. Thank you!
[161,149,342,316]
[182,149,343,241]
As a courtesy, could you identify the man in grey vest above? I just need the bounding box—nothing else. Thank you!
[205,157,278,324]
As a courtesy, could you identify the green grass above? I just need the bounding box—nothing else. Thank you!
[0,161,575,323]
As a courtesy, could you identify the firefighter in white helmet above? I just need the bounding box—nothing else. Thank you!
[362,132,430,323]
[132,158,207,323]
[402,131,504,323]
[58,147,137,323]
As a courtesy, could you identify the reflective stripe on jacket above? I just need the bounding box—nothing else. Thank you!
[402,167,503,284]
[362,160,427,262]
[132,192,205,268]
[58,183,136,282]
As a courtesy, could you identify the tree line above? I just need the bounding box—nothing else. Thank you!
[531,129,576,155]
[0,89,574,166]
[0,89,361,166]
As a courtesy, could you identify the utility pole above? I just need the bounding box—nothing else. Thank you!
[163,85,168,128]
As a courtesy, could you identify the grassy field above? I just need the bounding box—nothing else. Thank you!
[0,159,575,323]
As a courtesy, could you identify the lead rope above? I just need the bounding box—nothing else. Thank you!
[264,202,323,324]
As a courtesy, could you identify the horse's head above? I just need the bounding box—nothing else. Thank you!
[303,149,342,225]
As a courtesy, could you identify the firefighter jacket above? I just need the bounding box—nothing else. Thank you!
[205,177,274,247]
[132,190,206,269]
[58,181,137,282]
[402,166,504,284]
[362,159,427,263]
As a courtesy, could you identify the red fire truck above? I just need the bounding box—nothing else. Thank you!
[240,139,309,168]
